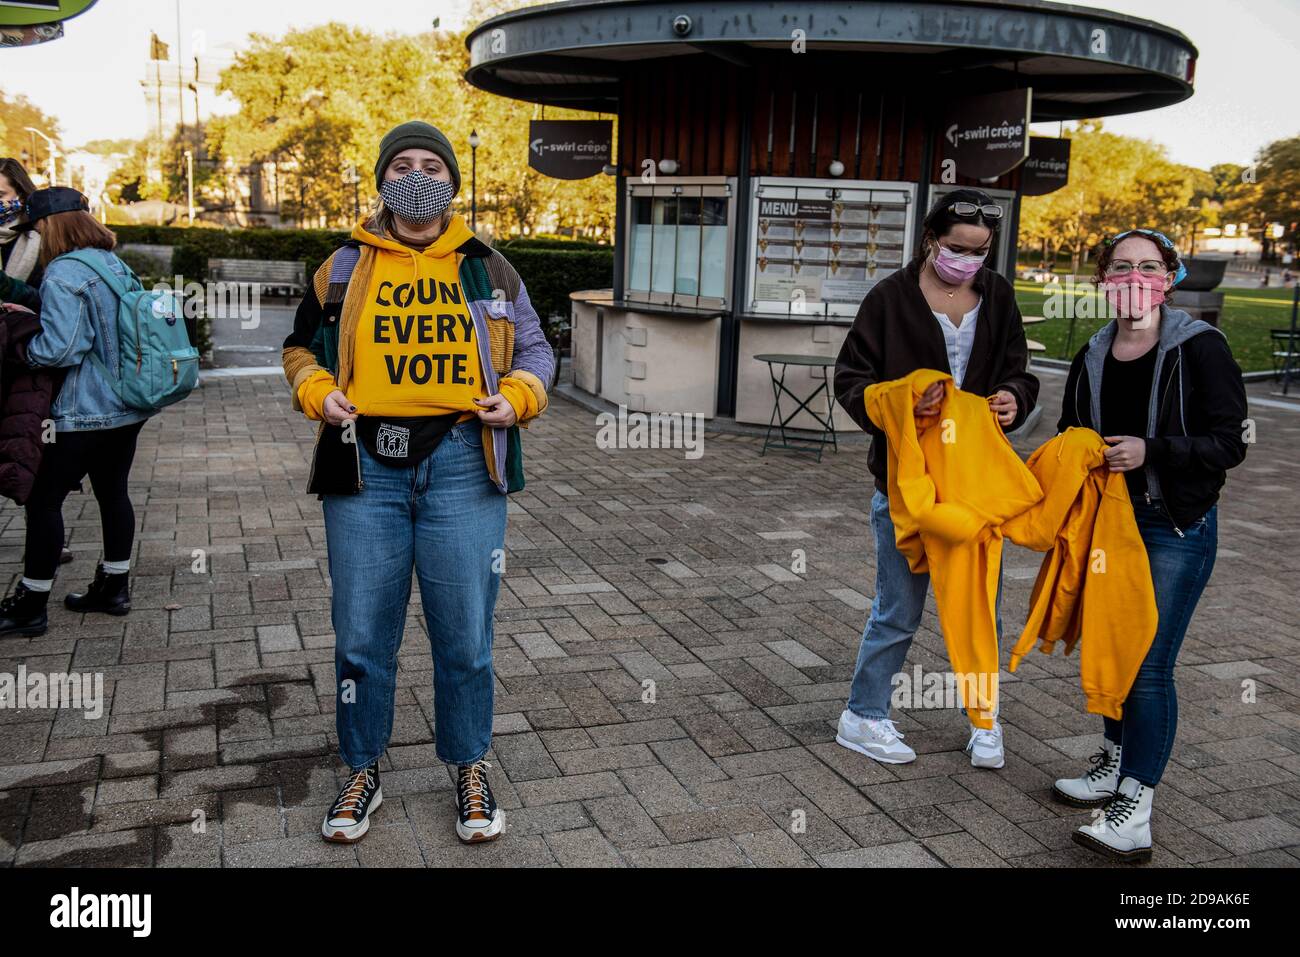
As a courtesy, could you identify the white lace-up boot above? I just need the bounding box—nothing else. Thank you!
[1053,740,1122,807]
[1072,775,1154,863]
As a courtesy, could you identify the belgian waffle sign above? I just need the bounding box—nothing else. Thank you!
[527,120,612,180]
[939,89,1033,180]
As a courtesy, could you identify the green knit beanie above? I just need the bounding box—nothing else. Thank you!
[374,121,461,193]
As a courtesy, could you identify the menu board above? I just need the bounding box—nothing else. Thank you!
[749,180,913,316]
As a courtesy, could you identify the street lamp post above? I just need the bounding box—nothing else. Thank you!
[184,149,195,224]
[25,127,57,186]
[342,163,361,223]
[468,129,481,232]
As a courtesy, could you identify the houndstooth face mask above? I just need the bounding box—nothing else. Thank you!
[379,170,455,225]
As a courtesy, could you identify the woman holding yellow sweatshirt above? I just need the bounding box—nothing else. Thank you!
[281,122,553,846]
[1054,229,1247,862]
[833,188,1039,770]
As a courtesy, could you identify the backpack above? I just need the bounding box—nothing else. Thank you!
[61,250,199,413]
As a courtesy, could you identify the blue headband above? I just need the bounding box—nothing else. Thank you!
[1109,229,1188,287]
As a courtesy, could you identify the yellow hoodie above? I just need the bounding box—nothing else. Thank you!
[1002,428,1157,720]
[297,215,535,422]
[866,369,1043,729]
[865,370,1159,726]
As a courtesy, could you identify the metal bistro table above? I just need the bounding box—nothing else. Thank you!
[754,353,839,462]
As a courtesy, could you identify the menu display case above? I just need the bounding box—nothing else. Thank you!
[746,177,916,319]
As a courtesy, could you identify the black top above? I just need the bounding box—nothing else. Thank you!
[1059,327,1249,529]
[834,261,1040,493]
[1100,343,1157,499]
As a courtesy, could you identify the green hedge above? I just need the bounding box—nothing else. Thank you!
[110,225,350,285]
[107,226,614,335]
[502,248,613,328]
[497,237,611,253]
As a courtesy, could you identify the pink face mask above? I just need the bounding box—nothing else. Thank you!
[932,244,987,284]
[1103,274,1167,320]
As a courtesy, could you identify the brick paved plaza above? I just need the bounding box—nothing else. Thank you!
[1,369,1297,868]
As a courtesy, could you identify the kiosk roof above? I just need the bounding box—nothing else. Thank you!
[466,0,1197,120]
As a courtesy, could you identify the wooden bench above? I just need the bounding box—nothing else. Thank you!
[207,258,307,300]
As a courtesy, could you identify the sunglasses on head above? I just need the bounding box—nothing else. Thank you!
[948,201,1003,220]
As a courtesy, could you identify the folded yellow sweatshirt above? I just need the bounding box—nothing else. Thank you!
[1002,428,1157,720]
[866,369,1043,729]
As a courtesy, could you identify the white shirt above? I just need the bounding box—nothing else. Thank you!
[931,298,981,389]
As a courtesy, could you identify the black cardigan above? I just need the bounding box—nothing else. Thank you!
[834,260,1040,492]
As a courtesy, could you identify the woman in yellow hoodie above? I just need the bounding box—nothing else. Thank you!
[281,122,553,847]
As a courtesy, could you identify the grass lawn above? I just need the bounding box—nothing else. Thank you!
[1014,281,1299,373]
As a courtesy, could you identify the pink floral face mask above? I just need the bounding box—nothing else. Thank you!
[1103,273,1167,320]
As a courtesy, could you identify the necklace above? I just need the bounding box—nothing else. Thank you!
[929,262,959,298]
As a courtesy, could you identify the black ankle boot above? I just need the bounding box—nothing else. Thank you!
[0,583,50,636]
[65,566,131,616]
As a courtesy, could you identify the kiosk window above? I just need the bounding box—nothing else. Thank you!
[626,182,733,307]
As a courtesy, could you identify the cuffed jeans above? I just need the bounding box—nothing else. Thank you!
[847,489,1004,722]
[1104,502,1217,787]
[322,421,507,770]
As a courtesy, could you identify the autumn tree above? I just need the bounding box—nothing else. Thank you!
[209,19,615,237]
[1223,135,1300,258]
[0,88,63,181]
[1019,121,1196,272]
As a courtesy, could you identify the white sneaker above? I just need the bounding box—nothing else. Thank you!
[835,710,916,764]
[1073,775,1154,863]
[1053,741,1121,808]
[966,722,1005,769]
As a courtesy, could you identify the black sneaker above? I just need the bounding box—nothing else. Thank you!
[455,760,504,844]
[0,583,49,637]
[321,763,382,843]
[64,566,131,616]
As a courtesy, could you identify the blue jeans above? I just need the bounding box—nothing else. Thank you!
[322,421,507,770]
[847,489,1004,722]
[1104,502,1217,787]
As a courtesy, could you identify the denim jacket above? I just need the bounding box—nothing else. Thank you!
[27,248,151,432]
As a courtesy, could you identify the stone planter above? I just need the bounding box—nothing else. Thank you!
[1179,256,1227,291]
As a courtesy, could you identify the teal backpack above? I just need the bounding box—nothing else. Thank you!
[61,250,199,413]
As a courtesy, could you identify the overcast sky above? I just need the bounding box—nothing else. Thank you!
[2,0,1296,169]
